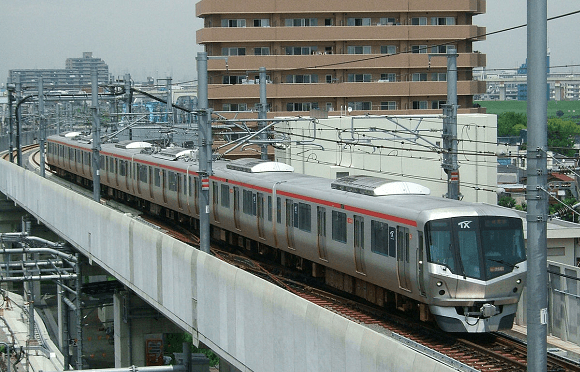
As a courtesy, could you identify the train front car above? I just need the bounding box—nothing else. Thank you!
[423,209,526,333]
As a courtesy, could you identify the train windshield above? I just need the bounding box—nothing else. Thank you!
[426,216,525,280]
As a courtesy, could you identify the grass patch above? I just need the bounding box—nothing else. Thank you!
[475,100,580,121]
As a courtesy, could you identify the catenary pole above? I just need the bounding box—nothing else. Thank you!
[259,67,268,160]
[526,0,548,370]
[442,48,459,200]
[92,67,101,202]
[38,77,45,177]
[197,52,211,254]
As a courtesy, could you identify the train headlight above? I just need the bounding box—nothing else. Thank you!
[436,281,443,287]
[516,279,522,284]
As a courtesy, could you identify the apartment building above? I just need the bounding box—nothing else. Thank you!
[196,0,487,118]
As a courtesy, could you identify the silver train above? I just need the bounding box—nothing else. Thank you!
[47,133,527,333]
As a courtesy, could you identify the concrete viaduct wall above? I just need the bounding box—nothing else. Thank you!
[0,159,455,372]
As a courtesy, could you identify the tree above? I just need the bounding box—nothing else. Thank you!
[556,110,564,118]
[497,112,527,137]
[547,118,580,157]
[498,195,516,208]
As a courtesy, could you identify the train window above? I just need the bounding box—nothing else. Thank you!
[100,155,105,171]
[298,203,311,232]
[138,164,148,183]
[168,172,177,191]
[332,211,347,243]
[183,175,187,194]
[109,157,115,172]
[354,216,364,248]
[69,148,74,160]
[371,220,390,256]
[76,150,80,162]
[243,190,256,215]
[425,220,457,273]
[188,176,192,196]
[267,196,272,221]
[292,203,299,228]
[277,197,282,223]
[221,184,230,207]
[84,152,90,165]
[119,160,127,176]
[154,168,161,187]
[212,182,219,205]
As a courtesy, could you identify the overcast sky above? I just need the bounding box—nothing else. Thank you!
[1,1,579,86]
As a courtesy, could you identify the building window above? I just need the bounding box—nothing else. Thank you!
[431,17,455,25]
[347,74,372,82]
[285,46,317,55]
[412,73,428,82]
[431,100,447,109]
[431,45,456,54]
[378,17,397,25]
[348,101,372,111]
[380,101,397,110]
[286,102,319,111]
[380,45,397,55]
[221,19,246,27]
[254,47,270,56]
[431,72,447,81]
[347,46,372,54]
[411,17,427,25]
[347,18,371,26]
[285,18,317,27]
[286,74,319,83]
[380,73,397,82]
[223,75,245,84]
[411,45,428,54]
[412,101,428,110]
[253,19,270,27]
[324,18,333,26]
[222,47,246,56]
[222,103,248,111]
[332,211,347,243]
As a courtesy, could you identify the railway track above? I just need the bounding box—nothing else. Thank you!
[1,144,39,162]
[14,144,580,371]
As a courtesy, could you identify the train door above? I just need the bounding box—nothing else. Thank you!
[417,231,426,297]
[286,199,295,249]
[233,186,241,230]
[185,168,193,214]
[354,215,366,274]
[397,226,412,292]
[193,177,200,215]
[317,206,328,261]
[257,193,265,239]
[212,182,219,222]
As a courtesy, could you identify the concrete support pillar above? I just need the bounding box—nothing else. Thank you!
[114,291,131,367]
[114,291,182,367]
[499,82,506,101]
[219,358,242,372]
[555,82,563,101]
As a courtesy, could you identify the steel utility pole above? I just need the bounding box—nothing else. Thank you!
[38,77,45,177]
[526,0,548,370]
[439,48,460,200]
[7,82,15,163]
[91,67,101,202]
[15,74,22,166]
[259,67,268,160]
[197,52,212,254]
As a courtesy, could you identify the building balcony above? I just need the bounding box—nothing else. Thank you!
[206,53,486,72]
[197,0,485,17]
[197,25,485,45]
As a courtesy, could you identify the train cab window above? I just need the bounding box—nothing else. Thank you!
[168,172,177,191]
[243,190,256,215]
[371,220,390,256]
[154,168,161,187]
[425,219,456,273]
[221,184,230,207]
[332,211,347,243]
[298,203,311,232]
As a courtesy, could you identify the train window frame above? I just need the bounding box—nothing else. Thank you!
[331,210,347,243]
[221,184,230,207]
[371,220,390,256]
[168,171,178,191]
[154,168,161,187]
[297,202,311,232]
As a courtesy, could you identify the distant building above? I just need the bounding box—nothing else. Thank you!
[9,52,109,89]
[195,0,487,118]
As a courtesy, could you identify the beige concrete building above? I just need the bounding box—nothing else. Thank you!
[196,0,487,118]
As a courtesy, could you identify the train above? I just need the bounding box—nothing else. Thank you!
[46,132,527,333]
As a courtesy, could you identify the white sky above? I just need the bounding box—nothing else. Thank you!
[0,1,579,85]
